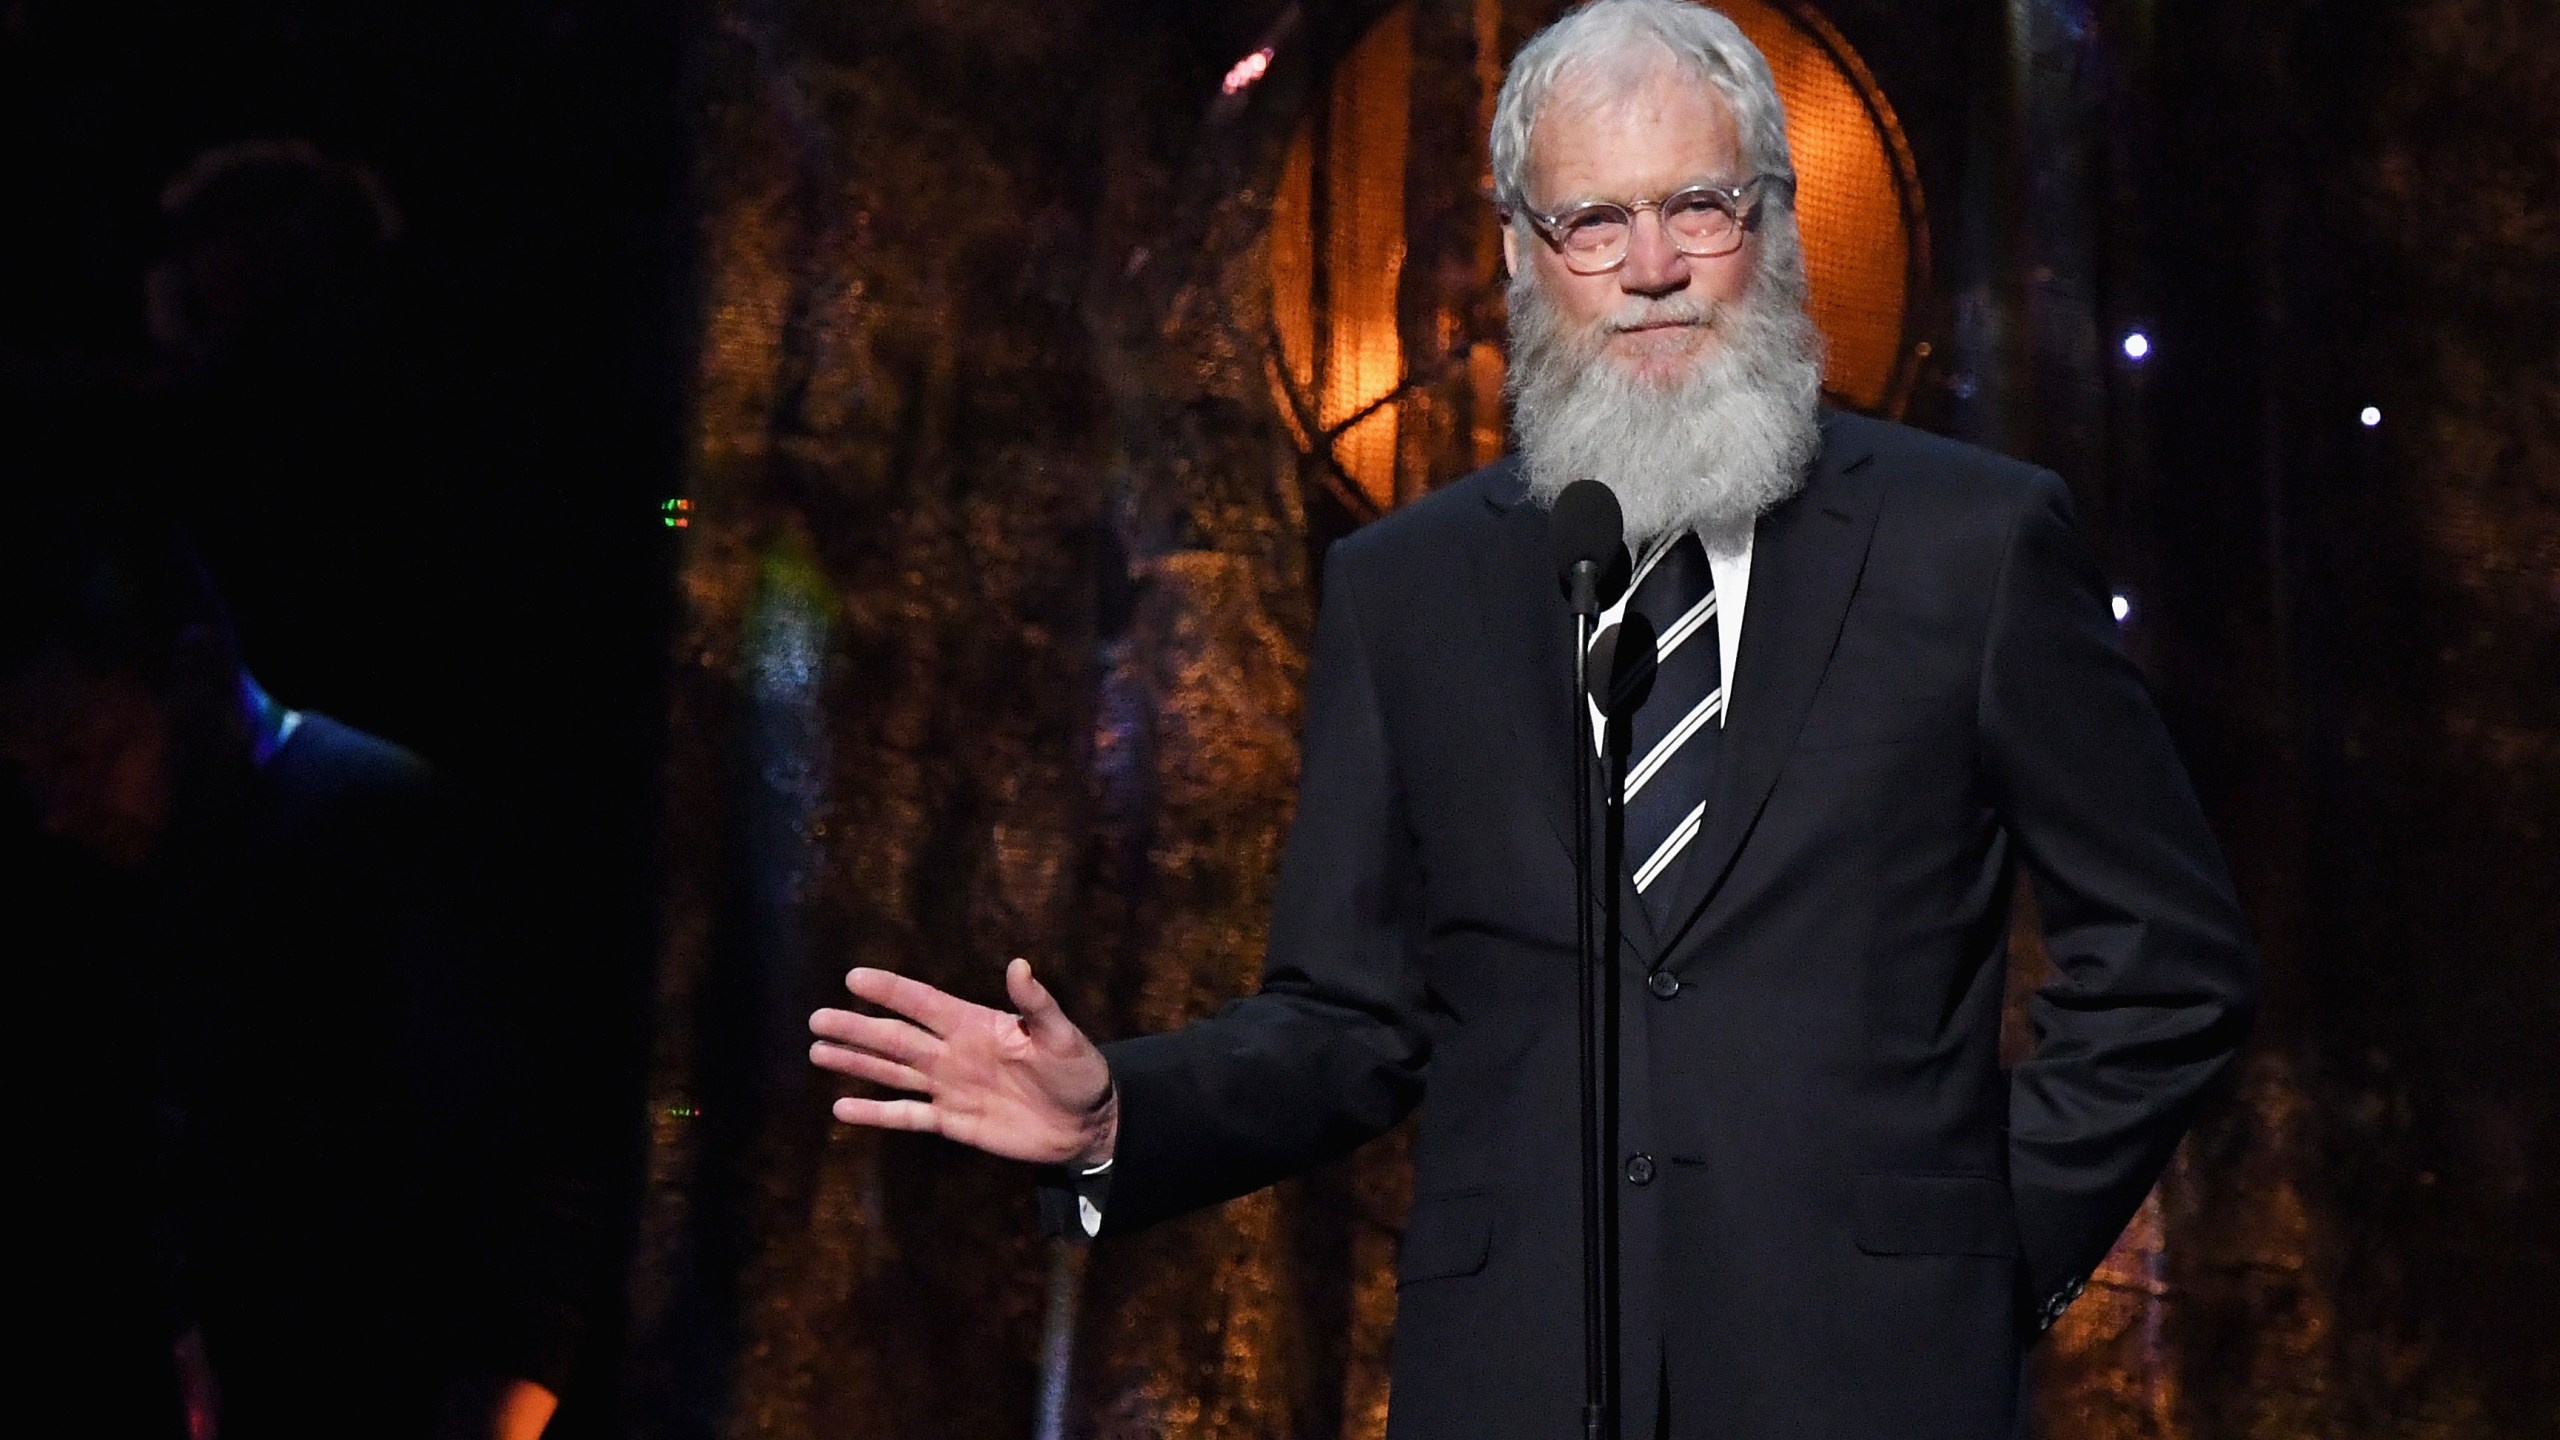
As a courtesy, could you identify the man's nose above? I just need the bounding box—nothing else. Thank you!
[1617,210,1689,296]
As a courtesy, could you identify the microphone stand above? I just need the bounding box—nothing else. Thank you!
[1594,696,1633,1440]
[1566,570,1609,1440]
[1577,610,1655,1440]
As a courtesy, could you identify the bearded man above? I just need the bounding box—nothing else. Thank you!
[808,3,2257,1436]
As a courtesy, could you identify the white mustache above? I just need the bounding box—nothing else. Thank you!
[1600,296,1720,334]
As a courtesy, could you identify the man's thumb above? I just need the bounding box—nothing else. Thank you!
[1007,957,1068,1039]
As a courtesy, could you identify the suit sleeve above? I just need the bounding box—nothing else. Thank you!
[1087,544,1437,1235]
[1980,472,2259,1311]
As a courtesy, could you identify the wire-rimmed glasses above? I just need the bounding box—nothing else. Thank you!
[1504,173,1794,275]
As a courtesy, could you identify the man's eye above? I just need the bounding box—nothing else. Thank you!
[1560,209,1621,235]
[1662,192,1726,221]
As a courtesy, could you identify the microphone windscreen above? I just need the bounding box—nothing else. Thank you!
[1587,612,1658,719]
[1549,479,1624,580]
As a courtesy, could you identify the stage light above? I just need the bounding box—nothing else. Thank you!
[1222,46,1275,96]
[661,498,692,529]
[2111,593,2132,624]
[2360,406,2381,428]
[2121,331,2150,362]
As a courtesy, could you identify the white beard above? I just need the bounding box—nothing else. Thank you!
[1506,254,1825,547]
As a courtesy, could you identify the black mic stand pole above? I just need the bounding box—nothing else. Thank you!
[1580,616,1655,1440]
[1594,695,1634,1440]
[1566,573,1606,1440]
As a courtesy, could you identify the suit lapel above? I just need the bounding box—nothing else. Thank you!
[1467,466,1665,961]
[1651,416,1883,956]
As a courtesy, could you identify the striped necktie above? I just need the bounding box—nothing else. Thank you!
[1614,533,1722,925]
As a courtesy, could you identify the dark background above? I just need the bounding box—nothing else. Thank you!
[0,1,688,1433]
[3,0,2551,1436]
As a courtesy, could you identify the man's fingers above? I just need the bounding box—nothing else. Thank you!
[808,1005,864,1042]
[807,1008,941,1068]
[831,1095,942,1134]
[809,1042,930,1095]
[845,967,977,1036]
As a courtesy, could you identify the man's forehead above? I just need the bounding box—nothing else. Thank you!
[1527,65,1742,197]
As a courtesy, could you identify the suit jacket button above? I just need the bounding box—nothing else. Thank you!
[1624,1153,1656,1185]
[1647,970,1680,999]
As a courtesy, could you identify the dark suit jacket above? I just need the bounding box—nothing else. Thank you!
[1090,412,2257,1440]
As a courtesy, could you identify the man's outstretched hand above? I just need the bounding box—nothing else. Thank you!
[809,958,1117,1168]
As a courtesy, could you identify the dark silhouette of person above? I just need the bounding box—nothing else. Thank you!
[134,138,469,757]
[0,507,593,1440]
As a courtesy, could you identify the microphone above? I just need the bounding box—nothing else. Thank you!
[1586,613,1658,722]
[1550,480,1628,617]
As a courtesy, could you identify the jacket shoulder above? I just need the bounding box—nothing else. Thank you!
[1823,412,2079,565]
[258,711,450,844]
[1832,412,2051,499]
[274,712,437,800]
[1324,458,1523,580]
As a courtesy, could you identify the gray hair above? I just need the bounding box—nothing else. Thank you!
[1490,0,1794,212]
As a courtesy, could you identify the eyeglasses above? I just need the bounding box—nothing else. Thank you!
[1503,173,1794,275]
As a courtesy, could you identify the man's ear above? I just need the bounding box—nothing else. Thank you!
[1500,222,1518,279]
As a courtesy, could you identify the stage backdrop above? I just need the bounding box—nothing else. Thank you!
[625,2,2558,1438]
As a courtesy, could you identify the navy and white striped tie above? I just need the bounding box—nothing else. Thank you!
[1613,533,1722,925]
